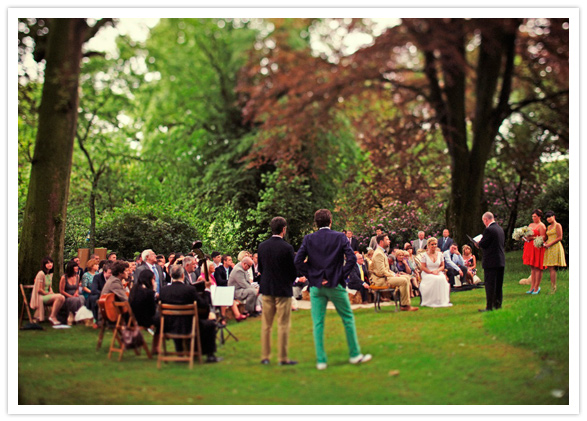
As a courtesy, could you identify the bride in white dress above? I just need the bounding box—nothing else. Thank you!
[419,237,452,308]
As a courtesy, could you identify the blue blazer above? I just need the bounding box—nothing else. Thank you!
[294,228,357,288]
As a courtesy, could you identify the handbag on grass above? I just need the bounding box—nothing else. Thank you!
[121,326,145,349]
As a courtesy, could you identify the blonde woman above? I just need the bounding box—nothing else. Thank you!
[419,238,452,308]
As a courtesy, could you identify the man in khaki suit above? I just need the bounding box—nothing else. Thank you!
[370,234,418,312]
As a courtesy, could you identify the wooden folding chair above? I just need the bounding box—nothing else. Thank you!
[107,301,152,361]
[19,284,34,328]
[96,293,118,350]
[157,302,202,369]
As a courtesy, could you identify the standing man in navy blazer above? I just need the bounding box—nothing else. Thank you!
[438,229,454,252]
[294,209,372,370]
[258,217,299,366]
[478,212,506,312]
[345,230,359,252]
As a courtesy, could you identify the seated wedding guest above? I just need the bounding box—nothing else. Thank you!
[30,256,65,325]
[404,243,421,279]
[211,251,222,269]
[159,265,221,363]
[88,261,112,326]
[59,260,85,325]
[228,257,262,317]
[371,234,418,311]
[237,251,254,282]
[292,274,309,300]
[395,250,419,298]
[81,258,99,303]
[101,261,130,302]
[443,243,472,287]
[199,261,246,323]
[214,255,233,287]
[129,270,160,354]
[347,252,371,303]
[462,245,479,283]
[419,238,452,307]
[252,253,261,284]
[157,255,169,286]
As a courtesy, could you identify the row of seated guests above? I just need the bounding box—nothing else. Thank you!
[102,260,221,363]
[354,233,479,309]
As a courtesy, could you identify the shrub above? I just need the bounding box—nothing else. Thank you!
[95,201,198,260]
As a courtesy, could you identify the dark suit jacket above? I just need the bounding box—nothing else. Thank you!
[439,236,454,252]
[90,271,107,297]
[129,286,157,328]
[479,222,505,269]
[258,236,298,297]
[213,265,230,287]
[347,263,370,290]
[294,227,357,288]
[347,237,359,252]
[159,282,209,334]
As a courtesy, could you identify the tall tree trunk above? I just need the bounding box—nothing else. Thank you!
[18,19,88,289]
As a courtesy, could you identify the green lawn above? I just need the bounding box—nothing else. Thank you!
[18,251,569,405]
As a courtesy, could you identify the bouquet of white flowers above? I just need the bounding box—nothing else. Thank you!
[512,226,534,241]
[533,236,544,248]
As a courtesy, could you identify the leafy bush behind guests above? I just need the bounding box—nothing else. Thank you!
[354,200,445,251]
[95,201,198,260]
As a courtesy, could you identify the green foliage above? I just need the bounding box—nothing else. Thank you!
[529,162,569,259]
[246,168,315,249]
[188,201,249,257]
[95,201,198,259]
[354,199,445,251]
[63,207,90,260]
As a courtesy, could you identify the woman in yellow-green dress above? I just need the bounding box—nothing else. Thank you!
[543,211,567,294]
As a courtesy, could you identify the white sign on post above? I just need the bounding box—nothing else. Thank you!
[210,285,235,306]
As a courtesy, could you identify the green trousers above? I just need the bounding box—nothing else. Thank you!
[309,284,361,364]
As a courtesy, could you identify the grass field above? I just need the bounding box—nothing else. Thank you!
[17,250,569,405]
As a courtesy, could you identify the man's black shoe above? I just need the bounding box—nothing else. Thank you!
[279,360,298,366]
[249,311,261,317]
[260,359,270,365]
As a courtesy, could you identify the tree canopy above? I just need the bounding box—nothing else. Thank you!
[17,17,570,279]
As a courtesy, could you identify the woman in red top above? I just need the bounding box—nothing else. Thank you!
[522,209,547,295]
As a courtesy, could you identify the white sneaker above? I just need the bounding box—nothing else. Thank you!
[316,363,327,370]
[349,354,372,364]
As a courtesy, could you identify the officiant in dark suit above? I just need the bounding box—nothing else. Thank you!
[258,217,299,366]
[477,212,505,312]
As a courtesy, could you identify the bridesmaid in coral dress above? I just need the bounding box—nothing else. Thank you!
[522,209,547,294]
[543,210,567,294]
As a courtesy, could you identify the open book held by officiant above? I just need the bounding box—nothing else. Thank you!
[467,234,483,247]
